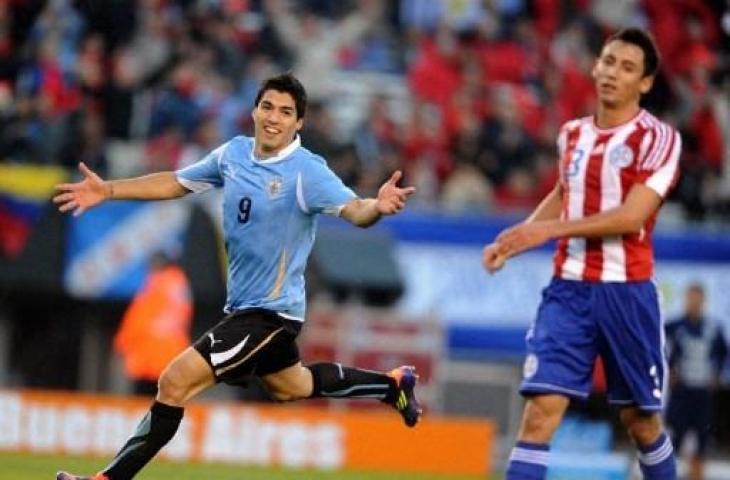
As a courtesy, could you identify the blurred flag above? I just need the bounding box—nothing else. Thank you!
[0,164,67,258]
[64,201,191,300]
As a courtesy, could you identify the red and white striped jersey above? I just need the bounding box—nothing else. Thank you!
[553,109,681,282]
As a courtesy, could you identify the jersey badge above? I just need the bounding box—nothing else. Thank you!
[267,177,284,198]
[608,144,634,169]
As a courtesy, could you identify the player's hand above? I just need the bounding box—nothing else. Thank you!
[53,162,110,216]
[482,242,507,274]
[495,221,555,258]
[376,170,415,215]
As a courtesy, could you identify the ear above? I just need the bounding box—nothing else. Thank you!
[639,75,654,95]
[591,58,599,81]
[295,118,304,131]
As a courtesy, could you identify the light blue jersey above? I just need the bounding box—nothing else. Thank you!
[176,135,356,320]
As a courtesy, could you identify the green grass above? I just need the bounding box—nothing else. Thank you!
[0,452,494,480]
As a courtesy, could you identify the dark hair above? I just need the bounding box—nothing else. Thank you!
[254,73,307,118]
[687,282,705,295]
[605,28,660,78]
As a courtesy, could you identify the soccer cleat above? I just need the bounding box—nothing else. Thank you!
[387,365,422,427]
[56,472,109,480]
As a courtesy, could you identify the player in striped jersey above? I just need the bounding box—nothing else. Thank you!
[483,28,680,480]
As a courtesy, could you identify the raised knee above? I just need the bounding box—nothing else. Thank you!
[623,413,662,446]
[519,398,566,443]
[269,390,295,402]
[627,420,661,446]
[158,368,190,405]
[268,386,308,402]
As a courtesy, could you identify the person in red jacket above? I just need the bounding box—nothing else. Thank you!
[113,253,192,396]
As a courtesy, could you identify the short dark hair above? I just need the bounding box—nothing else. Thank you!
[688,282,705,296]
[605,28,660,78]
[254,73,307,118]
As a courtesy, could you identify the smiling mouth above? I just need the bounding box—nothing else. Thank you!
[599,83,617,92]
[263,126,281,135]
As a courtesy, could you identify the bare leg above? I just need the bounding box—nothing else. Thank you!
[261,361,422,426]
[689,454,702,480]
[505,394,569,480]
[620,407,676,480]
[517,395,570,443]
[156,347,216,405]
[260,362,313,401]
[101,348,215,479]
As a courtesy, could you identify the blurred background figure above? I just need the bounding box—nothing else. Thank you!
[666,284,728,480]
[113,252,193,396]
[264,0,385,100]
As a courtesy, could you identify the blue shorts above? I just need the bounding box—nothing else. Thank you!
[520,278,666,411]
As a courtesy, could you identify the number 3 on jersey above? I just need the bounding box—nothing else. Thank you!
[238,196,253,224]
[566,149,584,178]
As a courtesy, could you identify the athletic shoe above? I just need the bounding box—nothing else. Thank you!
[387,365,422,427]
[56,471,109,480]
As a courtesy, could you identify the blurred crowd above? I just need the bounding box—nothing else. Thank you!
[0,0,729,219]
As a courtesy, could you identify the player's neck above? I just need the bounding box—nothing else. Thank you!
[253,136,298,160]
[254,144,280,160]
[594,102,641,130]
[253,145,282,160]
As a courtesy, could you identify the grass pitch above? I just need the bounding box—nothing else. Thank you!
[0,452,494,480]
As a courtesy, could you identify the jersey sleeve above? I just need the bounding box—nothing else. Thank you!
[175,142,228,193]
[556,120,580,181]
[296,157,357,216]
[556,123,568,180]
[636,125,682,198]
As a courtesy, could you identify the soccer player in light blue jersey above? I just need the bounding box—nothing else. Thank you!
[54,73,420,480]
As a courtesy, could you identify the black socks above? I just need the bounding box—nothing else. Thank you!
[102,401,184,480]
[307,362,397,403]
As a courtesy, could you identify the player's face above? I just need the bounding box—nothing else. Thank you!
[592,40,653,108]
[252,89,303,154]
[686,287,705,320]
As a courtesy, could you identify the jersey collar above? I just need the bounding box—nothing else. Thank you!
[590,108,646,134]
[253,135,301,164]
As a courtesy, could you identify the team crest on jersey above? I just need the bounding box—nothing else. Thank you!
[608,144,634,168]
[267,177,283,198]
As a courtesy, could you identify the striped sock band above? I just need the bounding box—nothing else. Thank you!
[506,441,549,480]
[638,432,677,480]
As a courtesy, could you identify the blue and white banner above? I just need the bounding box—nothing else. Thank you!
[64,201,191,299]
[395,244,550,326]
[362,211,730,356]
[395,243,730,328]
[397,243,730,324]
[393,241,730,357]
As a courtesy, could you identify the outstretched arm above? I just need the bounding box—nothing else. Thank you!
[263,0,303,51]
[54,162,188,216]
[340,170,415,228]
[492,183,661,266]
